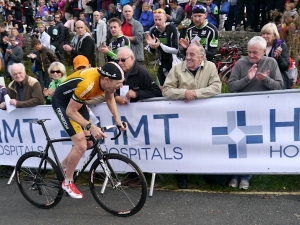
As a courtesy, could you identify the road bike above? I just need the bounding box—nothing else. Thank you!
[213,41,244,81]
[14,119,148,217]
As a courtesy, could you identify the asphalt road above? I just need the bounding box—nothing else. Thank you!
[1,178,300,225]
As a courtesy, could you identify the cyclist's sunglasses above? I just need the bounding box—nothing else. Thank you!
[153,9,166,14]
[192,5,207,13]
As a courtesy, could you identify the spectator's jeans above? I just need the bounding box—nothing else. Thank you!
[25,15,35,28]
[133,5,142,20]
[152,3,158,10]
[157,63,172,86]
[225,5,238,31]
[85,13,93,27]
[0,52,4,73]
[95,46,106,67]
[232,175,252,181]
[55,43,64,63]
[36,71,45,90]
[236,0,255,28]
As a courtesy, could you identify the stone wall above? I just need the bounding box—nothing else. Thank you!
[21,31,260,61]
[218,31,260,53]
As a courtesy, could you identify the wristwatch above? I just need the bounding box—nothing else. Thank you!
[84,123,92,131]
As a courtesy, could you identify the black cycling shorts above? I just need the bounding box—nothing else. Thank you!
[52,99,90,137]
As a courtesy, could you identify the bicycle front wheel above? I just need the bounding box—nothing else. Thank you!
[15,151,64,209]
[89,153,147,217]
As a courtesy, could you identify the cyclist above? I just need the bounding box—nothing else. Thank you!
[179,4,218,61]
[52,62,126,199]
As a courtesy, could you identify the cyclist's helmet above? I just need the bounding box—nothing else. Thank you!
[97,62,124,80]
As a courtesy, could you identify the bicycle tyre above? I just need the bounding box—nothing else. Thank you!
[15,151,64,209]
[89,153,147,217]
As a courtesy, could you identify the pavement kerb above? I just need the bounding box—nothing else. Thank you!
[151,188,300,196]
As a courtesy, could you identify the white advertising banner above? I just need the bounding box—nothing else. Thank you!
[1,90,300,174]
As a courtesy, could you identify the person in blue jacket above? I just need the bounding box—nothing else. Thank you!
[139,2,154,32]
[205,0,218,27]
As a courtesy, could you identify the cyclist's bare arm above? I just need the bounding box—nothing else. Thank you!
[66,98,107,138]
[105,92,126,131]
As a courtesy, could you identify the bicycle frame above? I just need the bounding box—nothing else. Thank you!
[33,119,121,187]
[16,119,147,216]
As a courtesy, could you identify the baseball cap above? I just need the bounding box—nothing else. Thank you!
[47,15,54,21]
[168,0,178,4]
[197,0,206,4]
[192,4,207,14]
[73,55,89,70]
[98,62,124,80]
[37,23,45,27]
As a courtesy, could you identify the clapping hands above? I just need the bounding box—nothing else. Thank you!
[145,34,160,49]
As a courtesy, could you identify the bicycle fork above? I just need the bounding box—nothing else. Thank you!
[99,157,121,194]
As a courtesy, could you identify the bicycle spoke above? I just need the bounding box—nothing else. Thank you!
[89,153,147,217]
[15,152,64,209]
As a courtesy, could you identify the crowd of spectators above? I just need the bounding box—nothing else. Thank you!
[0,0,298,190]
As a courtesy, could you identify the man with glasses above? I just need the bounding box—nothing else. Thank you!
[179,4,218,61]
[99,18,130,62]
[162,42,221,188]
[145,8,178,86]
[115,46,162,105]
[93,11,107,67]
[4,35,23,80]
[52,62,126,198]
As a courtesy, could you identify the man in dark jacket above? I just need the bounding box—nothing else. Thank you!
[63,20,96,67]
[23,0,35,32]
[4,35,23,80]
[47,15,60,54]
[54,12,65,62]
[30,38,59,89]
[115,46,162,104]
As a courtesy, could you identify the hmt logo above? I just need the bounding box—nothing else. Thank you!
[212,111,263,158]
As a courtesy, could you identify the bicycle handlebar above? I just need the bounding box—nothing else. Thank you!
[87,122,127,149]
[29,119,127,148]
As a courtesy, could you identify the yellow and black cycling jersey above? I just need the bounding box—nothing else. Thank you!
[54,68,104,104]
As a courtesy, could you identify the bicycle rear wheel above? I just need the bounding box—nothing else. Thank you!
[15,151,64,209]
[89,153,147,217]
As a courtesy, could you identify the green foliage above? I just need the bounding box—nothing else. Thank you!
[147,174,300,192]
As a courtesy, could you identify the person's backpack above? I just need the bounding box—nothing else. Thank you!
[202,175,231,187]
[120,0,130,7]
[287,57,298,85]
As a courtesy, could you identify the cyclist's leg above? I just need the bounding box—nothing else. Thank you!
[52,103,90,198]
[64,132,87,182]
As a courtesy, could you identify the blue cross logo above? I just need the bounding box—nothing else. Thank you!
[212,111,263,158]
